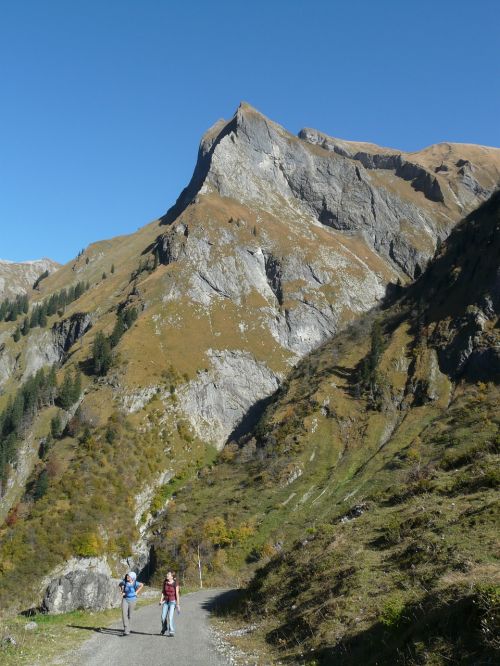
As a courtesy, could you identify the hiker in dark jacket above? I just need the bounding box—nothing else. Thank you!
[119,571,143,636]
[159,571,180,636]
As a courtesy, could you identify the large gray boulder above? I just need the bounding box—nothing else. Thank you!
[42,570,120,613]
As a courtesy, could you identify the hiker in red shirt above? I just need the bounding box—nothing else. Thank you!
[159,570,180,636]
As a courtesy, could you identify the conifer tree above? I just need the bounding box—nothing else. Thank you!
[33,469,48,500]
[10,393,24,434]
[124,307,138,329]
[109,313,125,348]
[39,307,47,328]
[47,365,58,405]
[72,369,82,403]
[50,413,62,439]
[58,370,75,410]
[92,332,112,376]
[7,301,19,322]
[21,317,29,336]
[30,306,39,328]
[13,326,21,342]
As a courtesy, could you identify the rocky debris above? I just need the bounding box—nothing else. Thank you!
[226,624,258,638]
[209,622,263,666]
[122,385,159,413]
[24,621,38,631]
[52,312,92,354]
[42,570,120,613]
[339,502,369,523]
[2,635,16,646]
[283,464,303,486]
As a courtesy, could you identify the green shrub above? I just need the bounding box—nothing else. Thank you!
[71,532,104,557]
[379,595,407,628]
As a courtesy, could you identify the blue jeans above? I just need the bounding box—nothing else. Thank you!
[161,601,176,634]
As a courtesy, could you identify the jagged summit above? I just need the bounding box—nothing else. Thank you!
[163,103,500,278]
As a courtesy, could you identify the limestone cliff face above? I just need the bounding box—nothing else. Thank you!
[2,105,499,454]
[149,104,499,446]
[165,103,500,277]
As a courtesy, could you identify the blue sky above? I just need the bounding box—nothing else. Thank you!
[1,0,499,263]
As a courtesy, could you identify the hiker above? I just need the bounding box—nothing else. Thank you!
[159,570,180,636]
[119,571,143,636]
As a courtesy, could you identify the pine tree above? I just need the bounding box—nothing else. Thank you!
[47,365,58,405]
[13,326,21,342]
[9,393,25,434]
[33,269,49,289]
[111,264,115,274]
[124,307,138,329]
[7,301,19,322]
[369,320,384,373]
[30,306,39,328]
[109,313,125,348]
[58,289,67,308]
[50,414,62,438]
[92,332,112,376]
[33,469,48,500]
[21,317,29,336]
[71,369,82,403]
[58,370,75,410]
[39,307,48,328]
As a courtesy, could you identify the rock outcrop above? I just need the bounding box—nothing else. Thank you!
[178,350,281,445]
[163,103,500,278]
[43,570,120,613]
[146,105,499,446]
[0,258,60,300]
[41,557,119,614]
[52,312,93,354]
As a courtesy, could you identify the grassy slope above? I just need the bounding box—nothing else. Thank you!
[0,187,401,611]
[149,194,500,664]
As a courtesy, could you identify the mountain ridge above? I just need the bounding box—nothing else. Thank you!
[0,105,498,630]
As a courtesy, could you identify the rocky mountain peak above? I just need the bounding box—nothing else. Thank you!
[164,104,500,279]
[0,257,60,300]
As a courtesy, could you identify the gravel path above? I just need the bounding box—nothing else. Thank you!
[71,588,236,666]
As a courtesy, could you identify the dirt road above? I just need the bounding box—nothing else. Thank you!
[70,588,236,666]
